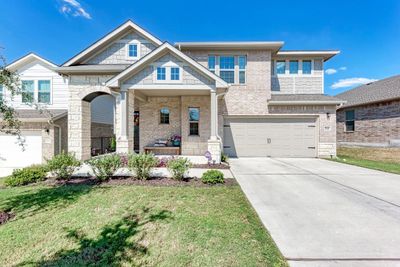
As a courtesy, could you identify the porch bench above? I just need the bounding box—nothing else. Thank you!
[144,146,180,155]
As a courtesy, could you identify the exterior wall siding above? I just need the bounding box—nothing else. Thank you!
[85,31,157,65]
[123,53,214,86]
[268,104,337,157]
[271,58,324,94]
[183,50,271,115]
[337,100,400,146]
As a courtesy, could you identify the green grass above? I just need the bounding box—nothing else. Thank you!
[331,147,400,175]
[0,183,286,266]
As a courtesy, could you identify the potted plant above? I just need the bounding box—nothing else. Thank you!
[170,134,181,147]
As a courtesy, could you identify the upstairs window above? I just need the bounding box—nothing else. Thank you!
[345,110,355,132]
[127,43,139,59]
[302,60,312,74]
[208,56,216,73]
[0,85,3,101]
[276,60,286,74]
[189,107,200,136]
[219,56,235,83]
[160,108,170,124]
[22,80,34,103]
[171,67,180,81]
[289,60,299,74]
[238,56,247,84]
[157,67,166,80]
[38,80,51,104]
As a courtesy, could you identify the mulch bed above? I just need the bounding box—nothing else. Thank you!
[192,163,230,169]
[0,211,15,225]
[47,176,237,187]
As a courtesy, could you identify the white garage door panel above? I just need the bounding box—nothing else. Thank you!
[223,118,317,158]
[0,132,42,176]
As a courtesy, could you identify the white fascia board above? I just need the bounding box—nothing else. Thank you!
[63,20,162,66]
[7,53,57,71]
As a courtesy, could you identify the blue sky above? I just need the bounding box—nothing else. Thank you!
[1,0,399,95]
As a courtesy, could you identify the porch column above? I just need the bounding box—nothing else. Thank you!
[207,90,222,163]
[116,90,134,153]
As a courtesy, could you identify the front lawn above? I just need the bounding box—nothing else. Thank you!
[0,183,286,266]
[331,147,400,174]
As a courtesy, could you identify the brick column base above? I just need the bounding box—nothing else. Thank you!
[207,139,222,164]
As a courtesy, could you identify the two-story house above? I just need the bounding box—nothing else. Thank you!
[1,19,343,175]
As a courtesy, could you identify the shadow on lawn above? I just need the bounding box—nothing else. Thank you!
[0,185,101,219]
[18,208,173,266]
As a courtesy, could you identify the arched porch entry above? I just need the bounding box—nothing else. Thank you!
[68,87,134,160]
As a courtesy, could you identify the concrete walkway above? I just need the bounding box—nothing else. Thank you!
[230,158,400,267]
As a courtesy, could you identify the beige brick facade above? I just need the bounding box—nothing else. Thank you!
[337,100,400,146]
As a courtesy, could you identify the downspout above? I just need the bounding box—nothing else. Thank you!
[215,90,227,149]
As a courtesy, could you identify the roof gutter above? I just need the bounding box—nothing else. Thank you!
[268,100,345,105]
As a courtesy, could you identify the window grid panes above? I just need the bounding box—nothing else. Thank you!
[189,108,199,136]
[238,56,247,84]
[38,80,51,104]
[289,60,299,74]
[157,67,166,80]
[345,110,355,132]
[302,60,312,74]
[208,56,216,73]
[128,44,138,57]
[219,56,235,83]
[171,67,180,80]
[22,80,34,103]
[276,60,286,74]
[160,108,170,124]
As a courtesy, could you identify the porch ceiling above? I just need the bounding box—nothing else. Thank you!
[135,88,211,96]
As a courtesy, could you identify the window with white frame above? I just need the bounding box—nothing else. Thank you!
[238,56,247,84]
[289,60,299,74]
[219,56,235,83]
[208,56,216,73]
[21,79,51,104]
[302,60,312,74]
[170,67,180,81]
[22,80,35,103]
[156,67,166,80]
[127,42,140,59]
[276,60,286,74]
[189,107,200,136]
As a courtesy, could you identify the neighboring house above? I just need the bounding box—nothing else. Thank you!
[0,53,114,176]
[1,19,343,175]
[336,75,400,147]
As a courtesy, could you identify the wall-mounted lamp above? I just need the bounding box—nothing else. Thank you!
[326,112,331,119]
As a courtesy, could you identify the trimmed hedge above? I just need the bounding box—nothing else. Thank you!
[4,165,48,187]
[201,169,224,184]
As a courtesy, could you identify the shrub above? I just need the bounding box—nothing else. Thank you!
[167,157,192,180]
[4,165,48,187]
[201,169,224,184]
[87,154,122,181]
[47,152,81,180]
[128,153,158,180]
[221,152,229,163]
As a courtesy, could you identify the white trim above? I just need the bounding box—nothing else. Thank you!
[121,84,215,90]
[7,53,57,71]
[276,50,340,61]
[63,20,162,66]
[20,77,53,106]
[268,100,344,105]
[175,41,284,51]
[106,42,228,89]
[126,40,140,60]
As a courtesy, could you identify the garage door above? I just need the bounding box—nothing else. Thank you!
[223,117,317,157]
[0,131,42,177]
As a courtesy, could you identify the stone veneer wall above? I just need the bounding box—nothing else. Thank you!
[182,50,271,115]
[268,104,337,157]
[337,99,400,146]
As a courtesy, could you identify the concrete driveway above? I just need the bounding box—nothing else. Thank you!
[230,158,400,267]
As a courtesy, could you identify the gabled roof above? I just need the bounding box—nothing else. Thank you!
[336,75,400,109]
[62,20,163,66]
[106,42,229,89]
[7,53,57,71]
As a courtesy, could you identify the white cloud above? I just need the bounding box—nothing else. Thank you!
[60,0,91,19]
[331,78,377,89]
[325,68,337,75]
[339,66,347,71]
